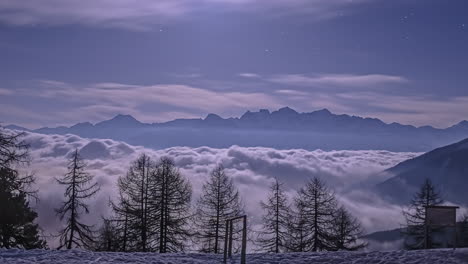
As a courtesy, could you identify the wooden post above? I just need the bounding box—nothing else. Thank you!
[241,216,247,264]
[223,215,248,264]
[228,220,233,257]
[424,207,428,249]
[224,220,229,263]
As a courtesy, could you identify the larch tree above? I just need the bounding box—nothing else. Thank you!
[257,178,290,253]
[112,155,192,253]
[152,157,192,253]
[195,165,244,254]
[93,217,121,252]
[286,200,308,252]
[290,177,337,252]
[109,191,133,252]
[112,154,155,252]
[330,206,367,251]
[55,149,100,249]
[402,178,443,249]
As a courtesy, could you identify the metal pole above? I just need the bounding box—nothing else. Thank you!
[224,220,229,263]
[241,216,247,264]
[228,220,233,257]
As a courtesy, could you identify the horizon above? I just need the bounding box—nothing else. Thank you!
[6,106,468,130]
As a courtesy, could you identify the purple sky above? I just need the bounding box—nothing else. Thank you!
[0,0,467,128]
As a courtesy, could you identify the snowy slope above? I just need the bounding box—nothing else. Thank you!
[1,249,468,264]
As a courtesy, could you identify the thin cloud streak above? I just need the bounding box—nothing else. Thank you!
[2,77,467,128]
[0,0,372,29]
[264,73,408,87]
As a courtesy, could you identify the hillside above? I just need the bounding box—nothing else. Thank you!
[376,138,468,204]
[1,248,467,264]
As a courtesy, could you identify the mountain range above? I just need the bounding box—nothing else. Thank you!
[6,107,468,152]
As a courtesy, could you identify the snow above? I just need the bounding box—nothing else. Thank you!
[1,249,468,264]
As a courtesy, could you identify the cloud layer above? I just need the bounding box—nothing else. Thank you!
[15,130,421,247]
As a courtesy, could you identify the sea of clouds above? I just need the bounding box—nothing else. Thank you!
[15,131,421,247]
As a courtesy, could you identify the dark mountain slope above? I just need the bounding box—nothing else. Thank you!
[376,138,468,204]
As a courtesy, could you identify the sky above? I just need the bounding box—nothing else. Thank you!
[0,0,467,128]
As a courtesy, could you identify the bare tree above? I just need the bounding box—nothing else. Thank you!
[0,127,29,169]
[55,149,100,249]
[110,192,133,252]
[93,217,120,252]
[153,157,192,253]
[257,178,290,253]
[330,206,367,251]
[112,154,155,252]
[286,200,308,252]
[195,165,244,253]
[402,178,443,249]
[290,177,337,252]
[113,155,192,253]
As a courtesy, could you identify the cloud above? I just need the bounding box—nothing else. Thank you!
[239,73,261,78]
[0,0,372,30]
[331,92,468,128]
[4,76,468,129]
[14,130,420,246]
[267,73,408,88]
[11,80,281,126]
[0,88,13,95]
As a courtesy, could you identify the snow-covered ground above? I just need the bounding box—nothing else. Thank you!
[1,249,468,264]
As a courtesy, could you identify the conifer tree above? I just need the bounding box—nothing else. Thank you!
[257,178,290,253]
[330,206,367,251]
[113,155,192,253]
[56,149,100,249]
[0,168,46,249]
[290,177,337,252]
[195,165,244,253]
[402,178,443,249]
[113,154,155,252]
[153,157,192,253]
[286,200,308,252]
[0,127,29,169]
[0,127,46,249]
[110,192,133,252]
[93,218,121,252]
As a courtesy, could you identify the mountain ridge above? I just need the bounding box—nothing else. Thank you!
[4,107,468,152]
[8,107,466,131]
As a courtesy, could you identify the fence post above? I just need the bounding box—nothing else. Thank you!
[241,216,247,264]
